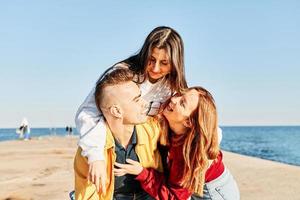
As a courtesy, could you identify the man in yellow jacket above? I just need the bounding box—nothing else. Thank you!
[74,68,163,200]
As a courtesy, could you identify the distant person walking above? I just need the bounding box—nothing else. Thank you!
[66,126,73,135]
[17,118,30,140]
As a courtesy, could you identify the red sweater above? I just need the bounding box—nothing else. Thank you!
[136,142,224,200]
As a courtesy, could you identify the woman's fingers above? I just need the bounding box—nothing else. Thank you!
[113,168,126,176]
[115,172,126,176]
[126,159,139,165]
[113,168,124,173]
[88,165,92,182]
[95,175,100,192]
[114,162,127,168]
[91,171,95,183]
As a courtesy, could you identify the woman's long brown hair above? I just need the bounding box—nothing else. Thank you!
[122,26,188,92]
[180,87,220,195]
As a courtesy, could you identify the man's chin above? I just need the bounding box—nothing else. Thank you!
[135,116,149,124]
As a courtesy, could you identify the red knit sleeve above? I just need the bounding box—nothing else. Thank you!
[136,168,191,200]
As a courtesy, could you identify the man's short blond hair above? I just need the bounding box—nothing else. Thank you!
[95,68,134,112]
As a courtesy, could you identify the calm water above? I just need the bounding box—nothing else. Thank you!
[0,127,79,141]
[1,126,300,166]
[221,126,300,166]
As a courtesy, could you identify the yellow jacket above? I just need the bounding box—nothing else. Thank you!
[74,118,163,200]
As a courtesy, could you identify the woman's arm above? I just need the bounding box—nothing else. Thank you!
[75,63,130,192]
[76,64,129,161]
[137,168,191,200]
[75,87,106,162]
[75,87,107,192]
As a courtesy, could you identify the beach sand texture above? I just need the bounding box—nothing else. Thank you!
[0,136,299,200]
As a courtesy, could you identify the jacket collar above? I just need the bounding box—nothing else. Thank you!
[104,123,147,149]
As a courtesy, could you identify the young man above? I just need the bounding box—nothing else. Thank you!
[74,68,163,200]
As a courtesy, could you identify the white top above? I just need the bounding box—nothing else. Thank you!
[20,118,30,133]
[75,64,172,163]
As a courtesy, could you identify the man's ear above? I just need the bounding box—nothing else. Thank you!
[110,105,122,119]
[183,118,192,128]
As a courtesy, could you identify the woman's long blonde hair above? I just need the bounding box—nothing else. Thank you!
[181,87,220,195]
[158,86,220,196]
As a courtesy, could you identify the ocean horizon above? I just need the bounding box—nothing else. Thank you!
[1,126,300,167]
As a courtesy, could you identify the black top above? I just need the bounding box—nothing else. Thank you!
[113,127,142,194]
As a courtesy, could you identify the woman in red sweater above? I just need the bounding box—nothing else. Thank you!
[114,87,240,200]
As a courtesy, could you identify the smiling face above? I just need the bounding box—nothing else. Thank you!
[163,89,199,130]
[162,86,220,196]
[146,47,172,83]
[101,81,149,125]
[118,81,149,124]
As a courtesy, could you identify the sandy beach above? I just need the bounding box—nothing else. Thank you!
[0,136,299,200]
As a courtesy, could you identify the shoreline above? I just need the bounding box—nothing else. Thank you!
[0,136,299,199]
[223,149,300,168]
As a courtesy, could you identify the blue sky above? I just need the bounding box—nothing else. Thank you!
[0,1,299,128]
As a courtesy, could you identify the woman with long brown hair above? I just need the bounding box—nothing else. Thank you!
[75,26,188,193]
[114,87,239,200]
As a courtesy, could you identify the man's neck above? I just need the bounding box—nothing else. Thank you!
[107,118,134,149]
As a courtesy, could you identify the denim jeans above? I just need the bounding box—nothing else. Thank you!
[191,168,240,200]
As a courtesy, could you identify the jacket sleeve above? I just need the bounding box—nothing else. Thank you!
[136,168,191,200]
[75,87,106,163]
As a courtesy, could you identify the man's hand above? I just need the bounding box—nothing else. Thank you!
[88,160,106,194]
[113,159,143,176]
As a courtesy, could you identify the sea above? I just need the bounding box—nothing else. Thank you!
[221,126,300,166]
[0,127,79,142]
[0,126,300,166]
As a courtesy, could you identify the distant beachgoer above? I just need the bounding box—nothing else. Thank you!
[17,118,30,140]
[66,126,73,135]
[23,125,30,140]
[16,126,24,138]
